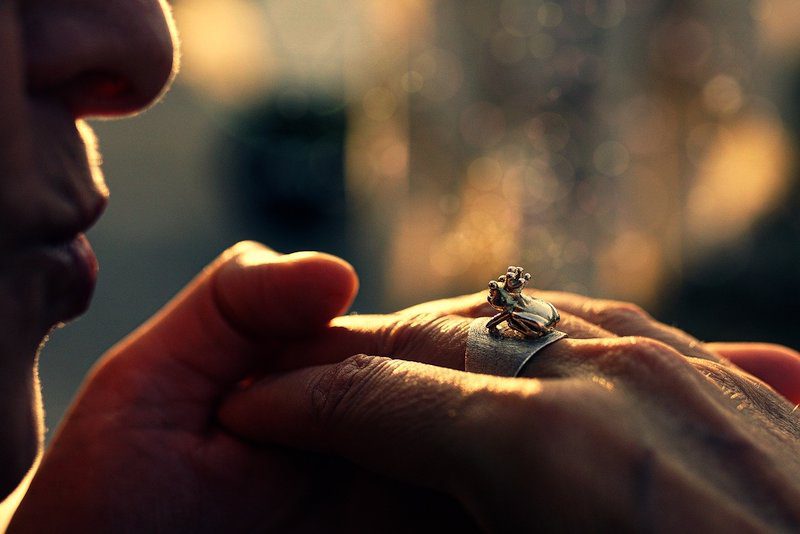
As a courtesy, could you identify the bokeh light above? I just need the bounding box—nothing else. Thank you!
[40,0,800,436]
[162,0,800,310]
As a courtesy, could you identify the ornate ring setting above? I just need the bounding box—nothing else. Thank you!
[465,266,567,377]
[486,266,561,339]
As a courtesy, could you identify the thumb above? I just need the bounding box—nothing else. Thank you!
[107,241,358,386]
[218,355,535,493]
[706,342,800,405]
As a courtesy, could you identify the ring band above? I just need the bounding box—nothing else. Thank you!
[465,317,567,377]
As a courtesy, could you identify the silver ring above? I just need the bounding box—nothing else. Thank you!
[465,317,567,377]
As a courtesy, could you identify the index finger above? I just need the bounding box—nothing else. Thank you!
[396,292,493,318]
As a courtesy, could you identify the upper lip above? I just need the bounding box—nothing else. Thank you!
[45,191,108,245]
[0,100,110,249]
[0,192,107,252]
[5,178,110,251]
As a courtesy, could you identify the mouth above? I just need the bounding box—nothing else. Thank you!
[51,233,99,320]
[0,97,109,341]
[23,233,99,324]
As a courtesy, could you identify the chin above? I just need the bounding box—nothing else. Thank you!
[0,229,99,502]
[0,359,43,501]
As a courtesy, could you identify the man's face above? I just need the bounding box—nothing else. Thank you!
[0,0,176,497]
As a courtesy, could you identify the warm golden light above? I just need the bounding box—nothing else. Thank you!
[687,114,792,251]
[168,0,798,311]
[173,0,276,104]
[598,231,665,303]
[703,75,744,117]
[756,0,800,56]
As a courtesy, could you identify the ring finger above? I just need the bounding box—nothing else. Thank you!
[274,310,613,373]
[533,291,723,362]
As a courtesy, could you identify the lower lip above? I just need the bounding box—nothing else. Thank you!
[39,234,99,322]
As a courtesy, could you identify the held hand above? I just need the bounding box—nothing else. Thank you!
[10,242,475,532]
[287,290,800,403]
[220,291,800,531]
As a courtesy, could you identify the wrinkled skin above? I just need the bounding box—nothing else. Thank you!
[8,242,800,530]
[220,291,800,531]
[9,243,480,532]
[4,0,800,529]
[6,1,471,526]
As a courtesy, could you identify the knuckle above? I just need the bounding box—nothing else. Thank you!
[590,300,651,327]
[382,313,466,358]
[377,316,409,355]
[476,377,570,431]
[460,380,546,455]
[598,336,687,379]
[530,380,609,431]
[308,354,394,426]
[230,240,268,255]
[630,336,680,364]
[476,384,540,424]
[219,240,268,265]
[471,380,618,459]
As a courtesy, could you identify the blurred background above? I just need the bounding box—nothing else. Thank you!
[40,0,800,436]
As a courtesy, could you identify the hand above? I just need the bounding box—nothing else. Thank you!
[220,291,800,531]
[9,242,478,532]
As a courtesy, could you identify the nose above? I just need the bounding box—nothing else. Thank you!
[21,0,177,118]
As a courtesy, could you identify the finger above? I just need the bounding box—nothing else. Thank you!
[218,339,677,531]
[706,343,800,405]
[280,311,614,372]
[534,291,722,362]
[395,288,653,352]
[222,337,682,455]
[396,292,493,318]
[212,244,358,338]
[107,241,359,386]
[218,354,542,494]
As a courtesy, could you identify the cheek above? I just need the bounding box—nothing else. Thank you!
[0,5,33,179]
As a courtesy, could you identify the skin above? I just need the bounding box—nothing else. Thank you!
[10,257,800,532]
[0,0,174,497]
[218,292,800,531]
[1,0,476,528]
[2,0,800,529]
[10,244,479,532]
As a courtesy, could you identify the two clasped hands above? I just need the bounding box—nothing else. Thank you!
[10,242,800,531]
